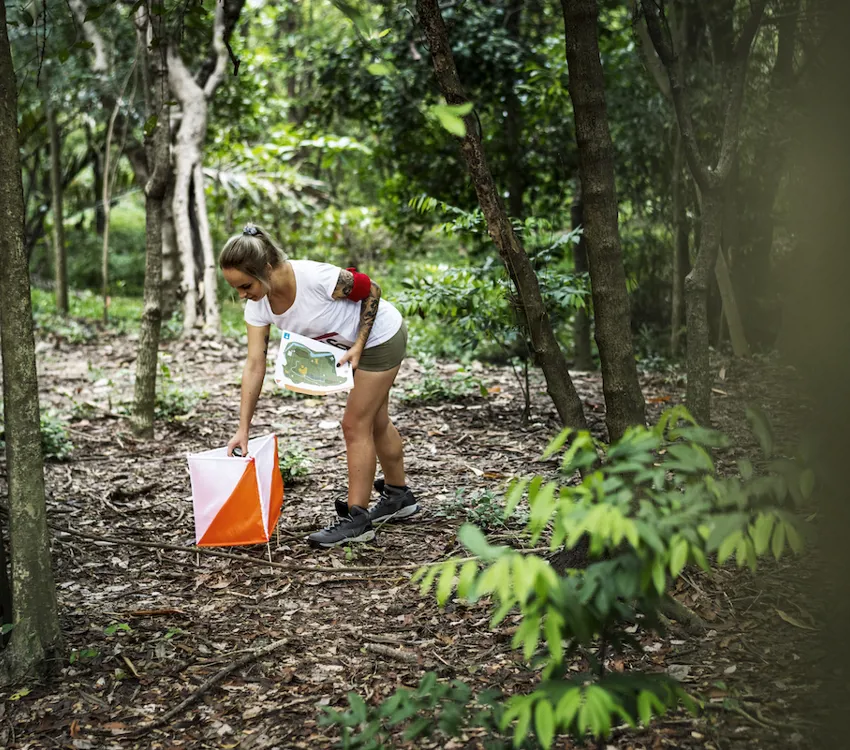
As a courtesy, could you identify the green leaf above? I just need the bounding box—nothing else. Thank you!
[513,700,532,748]
[746,406,774,459]
[348,692,367,723]
[771,521,786,560]
[143,115,159,137]
[752,513,775,555]
[669,537,689,578]
[543,608,564,664]
[418,564,440,596]
[785,521,804,554]
[706,513,748,552]
[738,458,754,480]
[555,687,582,728]
[799,469,815,500]
[534,699,556,749]
[458,524,491,559]
[84,3,108,21]
[456,560,478,599]
[542,427,573,459]
[0,623,15,635]
[58,48,71,64]
[652,558,666,595]
[432,104,470,138]
[436,563,456,606]
[717,530,742,564]
[504,477,530,519]
[367,62,392,76]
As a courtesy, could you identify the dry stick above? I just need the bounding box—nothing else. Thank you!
[51,520,552,574]
[109,638,289,739]
[363,642,420,664]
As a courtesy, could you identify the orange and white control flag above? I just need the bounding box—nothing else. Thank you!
[187,434,284,547]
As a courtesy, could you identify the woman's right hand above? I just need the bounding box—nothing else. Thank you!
[227,428,249,457]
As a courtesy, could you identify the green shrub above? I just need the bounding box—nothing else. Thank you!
[434,488,529,532]
[0,407,74,461]
[322,406,809,749]
[279,443,312,484]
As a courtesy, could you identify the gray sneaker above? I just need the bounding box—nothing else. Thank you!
[369,484,420,525]
[307,506,375,548]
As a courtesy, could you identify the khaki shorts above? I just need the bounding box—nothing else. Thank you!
[358,322,408,372]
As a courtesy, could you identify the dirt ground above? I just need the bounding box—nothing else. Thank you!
[0,329,820,750]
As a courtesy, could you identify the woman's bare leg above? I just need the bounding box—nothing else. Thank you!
[342,365,400,509]
[372,394,406,487]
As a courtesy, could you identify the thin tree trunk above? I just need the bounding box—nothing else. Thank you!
[685,188,723,424]
[505,0,525,220]
[193,162,220,332]
[417,0,587,430]
[131,9,170,438]
[570,195,594,370]
[172,145,199,332]
[0,0,62,679]
[561,0,645,440]
[46,98,68,315]
[161,171,180,320]
[671,131,689,356]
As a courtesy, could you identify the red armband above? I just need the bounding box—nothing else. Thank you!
[346,267,372,302]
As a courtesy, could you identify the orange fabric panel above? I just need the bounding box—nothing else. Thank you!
[269,436,285,532]
[198,460,267,546]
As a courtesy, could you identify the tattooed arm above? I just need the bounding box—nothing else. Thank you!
[333,268,381,369]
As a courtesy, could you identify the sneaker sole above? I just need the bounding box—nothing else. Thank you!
[309,529,377,549]
[372,503,420,526]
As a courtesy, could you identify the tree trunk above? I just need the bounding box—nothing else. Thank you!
[686,188,723,424]
[193,162,220,332]
[0,1,62,678]
[417,0,587,430]
[671,131,689,356]
[505,0,525,220]
[131,9,170,438]
[161,172,180,320]
[168,1,229,335]
[46,98,68,315]
[570,196,594,370]
[561,0,646,440]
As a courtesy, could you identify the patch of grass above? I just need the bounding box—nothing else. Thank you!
[279,443,312,484]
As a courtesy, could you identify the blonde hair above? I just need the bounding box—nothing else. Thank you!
[219,224,288,291]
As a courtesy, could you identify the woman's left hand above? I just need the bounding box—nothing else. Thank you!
[338,344,363,371]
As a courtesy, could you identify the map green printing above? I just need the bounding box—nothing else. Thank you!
[282,342,348,386]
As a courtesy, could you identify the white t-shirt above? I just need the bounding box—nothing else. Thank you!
[243,260,403,350]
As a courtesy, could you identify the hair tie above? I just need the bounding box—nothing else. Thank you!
[242,224,259,237]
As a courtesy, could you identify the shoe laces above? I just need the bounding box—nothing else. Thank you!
[319,513,351,533]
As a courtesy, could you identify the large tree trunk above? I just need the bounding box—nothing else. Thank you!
[168,0,229,335]
[570,195,594,370]
[417,0,587,430]
[561,0,646,440]
[0,1,62,679]
[131,9,170,438]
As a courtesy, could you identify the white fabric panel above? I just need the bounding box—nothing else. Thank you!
[248,434,275,534]
[187,446,252,543]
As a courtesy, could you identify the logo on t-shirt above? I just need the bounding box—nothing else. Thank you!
[313,332,351,350]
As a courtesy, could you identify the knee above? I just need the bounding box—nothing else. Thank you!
[342,413,371,442]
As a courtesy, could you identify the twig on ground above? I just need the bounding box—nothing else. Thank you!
[363,642,419,664]
[96,638,289,739]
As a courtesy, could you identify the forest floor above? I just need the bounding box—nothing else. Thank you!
[0,328,821,750]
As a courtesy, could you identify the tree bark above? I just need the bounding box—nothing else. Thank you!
[671,131,689,356]
[131,9,170,438]
[640,0,767,424]
[570,195,594,370]
[0,0,62,679]
[561,0,646,440]
[417,0,587,430]
[168,0,230,335]
[46,96,68,315]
